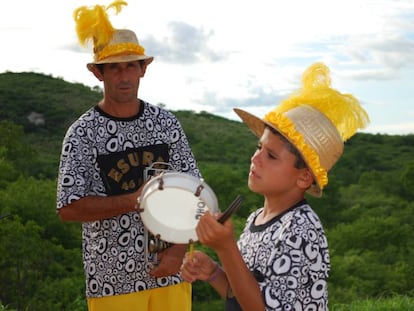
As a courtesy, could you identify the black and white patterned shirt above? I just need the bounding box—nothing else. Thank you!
[56,101,199,298]
[226,200,330,311]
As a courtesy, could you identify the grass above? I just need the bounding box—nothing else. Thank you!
[192,295,414,311]
[331,295,414,310]
[2,295,413,311]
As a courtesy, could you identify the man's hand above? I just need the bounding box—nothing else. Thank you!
[149,244,187,277]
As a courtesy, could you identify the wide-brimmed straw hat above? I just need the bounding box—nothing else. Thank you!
[234,62,370,197]
[73,1,153,71]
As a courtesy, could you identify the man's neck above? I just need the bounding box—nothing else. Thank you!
[98,99,141,118]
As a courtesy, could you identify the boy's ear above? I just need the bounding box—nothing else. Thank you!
[297,169,315,190]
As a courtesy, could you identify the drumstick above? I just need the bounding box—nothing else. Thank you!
[189,239,195,260]
[217,195,243,224]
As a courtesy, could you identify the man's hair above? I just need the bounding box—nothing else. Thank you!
[266,125,308,169]
[95,60,147,74]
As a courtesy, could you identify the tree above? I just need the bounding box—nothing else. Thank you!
[0,177,84,310]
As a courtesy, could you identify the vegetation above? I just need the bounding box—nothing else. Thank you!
[0,72,413,310]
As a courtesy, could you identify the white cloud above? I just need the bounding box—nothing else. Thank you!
[1,0,414,134]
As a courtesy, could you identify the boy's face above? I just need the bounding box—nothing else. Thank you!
[248,128,311,197]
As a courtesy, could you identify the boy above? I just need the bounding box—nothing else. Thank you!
[180,62,369,310]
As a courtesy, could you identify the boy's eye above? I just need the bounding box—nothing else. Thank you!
[257,143,276,159]
[268,152,276,160]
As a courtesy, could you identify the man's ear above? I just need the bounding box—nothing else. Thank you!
[139,62,148,77]
[297,169,315,190]
[90,65,104,81]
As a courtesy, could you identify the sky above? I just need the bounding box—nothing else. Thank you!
[1,0,414,135]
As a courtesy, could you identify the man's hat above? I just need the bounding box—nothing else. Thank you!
[234,62,370,197]
[73,1,154,71]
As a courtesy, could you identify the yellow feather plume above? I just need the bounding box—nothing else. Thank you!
[73,1,128,50]
[275,62,370,141]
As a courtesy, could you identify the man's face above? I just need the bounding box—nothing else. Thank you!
[96,61,147,104]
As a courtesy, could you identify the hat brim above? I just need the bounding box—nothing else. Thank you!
[233,108,322,197]
[87,54,154,71]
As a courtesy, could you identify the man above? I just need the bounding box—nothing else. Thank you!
[57,2,197,310]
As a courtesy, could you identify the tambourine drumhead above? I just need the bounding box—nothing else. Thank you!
[139,172,219,244]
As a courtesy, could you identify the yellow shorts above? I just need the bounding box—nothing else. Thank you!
[87,282,191,311]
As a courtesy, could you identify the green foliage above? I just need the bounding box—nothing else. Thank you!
[0,177,83,310]
[1,72,414,309]
[0,147,18,189]
[0,72,101,135]
[191,294,414,311]
[401,160,414,199]
[0,72,102,178]
[330,294,414,311]
[0,120,37,178]
[0,177,81,249]
[176,110,256,165]
[192,299,225,311]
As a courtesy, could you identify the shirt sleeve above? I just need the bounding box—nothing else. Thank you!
[56,122,103,209]
[164,111,200,178]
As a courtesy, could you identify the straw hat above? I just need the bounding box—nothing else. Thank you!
[234,62,370,197]
[73,1,153,71]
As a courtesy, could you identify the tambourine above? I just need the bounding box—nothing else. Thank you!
[138,171,219,244]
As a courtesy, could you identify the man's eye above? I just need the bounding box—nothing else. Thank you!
[128,61,141,69]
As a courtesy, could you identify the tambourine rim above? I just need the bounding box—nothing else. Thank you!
[139,172,219,243]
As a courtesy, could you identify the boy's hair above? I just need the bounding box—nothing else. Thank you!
[267,125,308,170]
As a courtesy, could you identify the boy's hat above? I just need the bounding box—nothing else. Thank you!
[234,62,370,197]
[73,1,153,71]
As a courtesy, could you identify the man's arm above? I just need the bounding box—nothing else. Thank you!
[58,190,140,222]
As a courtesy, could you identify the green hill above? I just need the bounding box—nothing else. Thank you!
[1,71,413,310]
